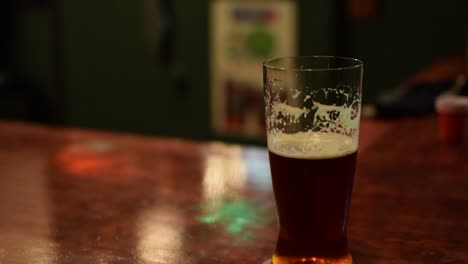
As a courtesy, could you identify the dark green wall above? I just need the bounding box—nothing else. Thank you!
[15,9,52,86]
[13,0,468,139]
[298,0,336,55]
[61,0,334,139]
[61,0,210,139]
[62,0,165,134]
[13,0,335,141]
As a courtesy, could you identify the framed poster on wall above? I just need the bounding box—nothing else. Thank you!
[211,0,297,139]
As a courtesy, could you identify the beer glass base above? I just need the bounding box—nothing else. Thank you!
[269,253,352,264]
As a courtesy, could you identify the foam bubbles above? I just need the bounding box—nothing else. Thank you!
[268,132,357,159]
[312,101,360,135]
[272,103,310,122]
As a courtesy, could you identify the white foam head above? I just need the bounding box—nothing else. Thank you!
[268,132,357,159]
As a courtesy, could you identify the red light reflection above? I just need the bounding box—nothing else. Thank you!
[53,141,151,180]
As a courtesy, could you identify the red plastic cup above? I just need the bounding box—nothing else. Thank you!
[435,95,468,144]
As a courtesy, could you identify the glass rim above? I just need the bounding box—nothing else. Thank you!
[263,55,363,72]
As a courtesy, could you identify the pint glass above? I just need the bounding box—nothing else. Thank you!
[263,56,363,264]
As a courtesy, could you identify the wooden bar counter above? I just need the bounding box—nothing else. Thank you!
[0,117,466,263]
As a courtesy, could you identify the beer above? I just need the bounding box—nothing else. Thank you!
[263,55,363,264]
[268,132,357,264]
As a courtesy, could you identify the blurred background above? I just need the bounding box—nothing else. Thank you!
[1,0,467,143]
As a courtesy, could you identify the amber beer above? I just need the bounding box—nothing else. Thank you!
[268,133,357,264]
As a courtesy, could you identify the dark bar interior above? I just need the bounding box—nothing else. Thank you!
[0,1,467,263]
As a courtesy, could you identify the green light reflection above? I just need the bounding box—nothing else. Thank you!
[200,143,270,242]
[198,198,267,241]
